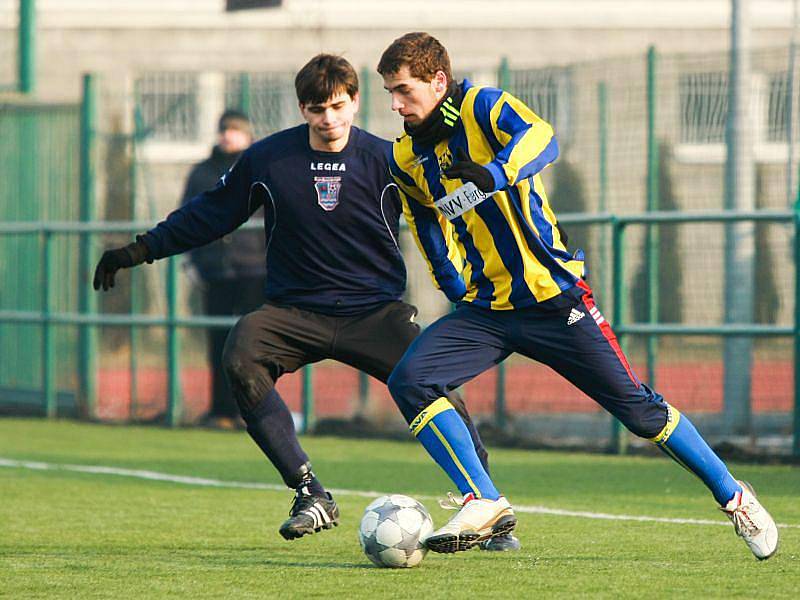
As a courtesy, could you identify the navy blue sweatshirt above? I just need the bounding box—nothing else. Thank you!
[141,125,406,316]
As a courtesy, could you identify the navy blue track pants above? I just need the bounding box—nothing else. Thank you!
[388,281,669,439]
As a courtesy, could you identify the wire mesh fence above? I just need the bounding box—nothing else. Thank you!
[1,44,799,456]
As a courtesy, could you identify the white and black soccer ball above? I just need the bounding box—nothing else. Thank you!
[358,494,434,568]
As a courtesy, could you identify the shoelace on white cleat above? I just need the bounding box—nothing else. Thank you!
[727,503,763,537]
[438,491,476,511]
[720,489,764,538]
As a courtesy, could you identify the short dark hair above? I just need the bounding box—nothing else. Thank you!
[295,54,359,105]
[377,32,452,83]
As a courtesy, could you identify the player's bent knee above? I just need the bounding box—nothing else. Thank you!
[387,363,431,423]
[387,371,413,419]
[620,409,668,439]
[221,340,276,415]
[614,383,669,439]
[221,344,251,386]
[386,358,413,398]
[386,368,402,398]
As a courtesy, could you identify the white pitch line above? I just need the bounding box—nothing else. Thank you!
[2,457,798,529]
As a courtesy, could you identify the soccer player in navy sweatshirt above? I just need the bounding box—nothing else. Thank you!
[92,54,511,546]
[378,32,778,558]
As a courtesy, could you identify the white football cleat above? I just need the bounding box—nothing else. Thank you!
[720,481,778,560]
[425,492,516,553]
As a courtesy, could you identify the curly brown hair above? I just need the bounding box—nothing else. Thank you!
[377,32,453,83]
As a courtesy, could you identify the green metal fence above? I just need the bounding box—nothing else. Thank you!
[0,210,797,455]
[0,98,82,409]
[134,73,200,142]
[607,209,799,455]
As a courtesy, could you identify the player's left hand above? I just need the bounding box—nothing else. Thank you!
[442,148,495,194]
[92,238,151,291]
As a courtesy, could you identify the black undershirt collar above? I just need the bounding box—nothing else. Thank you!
[404,81,463,147]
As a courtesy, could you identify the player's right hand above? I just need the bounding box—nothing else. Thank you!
[442,148,495,194]
[92,239,151,291]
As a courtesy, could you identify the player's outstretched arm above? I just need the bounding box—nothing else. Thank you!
[92,236,153,291]
[141,149,261,260]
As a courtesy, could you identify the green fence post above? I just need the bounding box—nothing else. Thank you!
[240,73,251,116]
[18,0,36,94]
[359,66,370,131]
[598,83,608,213]
[166,256,181,426]
[610,217,628,454]
[645,46,659,391]
[79,73,98,419]
[495,362,507,429]
[42,229,55,417]
[302,365,313,434]
[498,56,510,90]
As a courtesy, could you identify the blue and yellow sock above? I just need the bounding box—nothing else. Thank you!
[410,398,500,500]
[650,405,742,505]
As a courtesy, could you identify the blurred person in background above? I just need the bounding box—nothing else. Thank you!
[91,54,516,549]
[379,31,777,559]
[180,110,265,430]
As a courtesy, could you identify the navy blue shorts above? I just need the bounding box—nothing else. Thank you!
[387,281,668,439]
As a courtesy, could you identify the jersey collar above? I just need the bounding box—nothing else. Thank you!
[404,80,465,147]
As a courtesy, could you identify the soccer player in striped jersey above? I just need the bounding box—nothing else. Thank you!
[377,32,778,558]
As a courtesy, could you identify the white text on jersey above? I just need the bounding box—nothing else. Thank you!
[310,162,347,172]
[434,182,494,220]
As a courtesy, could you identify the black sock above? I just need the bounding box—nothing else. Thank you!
[296,470,326,498]
[240,388,314,488]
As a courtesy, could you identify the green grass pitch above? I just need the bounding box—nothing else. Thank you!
[1,418,798,599]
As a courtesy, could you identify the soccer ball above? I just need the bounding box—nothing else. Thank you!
[358,494,434,568]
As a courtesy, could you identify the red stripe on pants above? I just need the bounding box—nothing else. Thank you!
[575,279,640,387]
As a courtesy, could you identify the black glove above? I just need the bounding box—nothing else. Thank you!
[93,237,152,291]
[442,148,495,194]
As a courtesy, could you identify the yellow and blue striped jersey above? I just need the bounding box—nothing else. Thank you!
[389,80,585,310]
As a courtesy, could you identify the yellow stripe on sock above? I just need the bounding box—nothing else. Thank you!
[429,421,481,498]
[649,404,682,445]
[409,397,454,437]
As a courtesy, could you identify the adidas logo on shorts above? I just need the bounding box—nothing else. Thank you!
[567,308,585,325]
